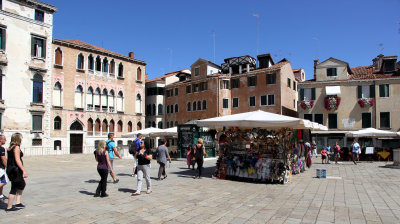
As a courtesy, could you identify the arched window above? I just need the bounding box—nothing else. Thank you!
[95,119,101,135]
[158,104,163,115]
[70,120,83,130]
[167,105,170,114]
[137,67,142,81]
[88,54,94,71]
[86,87,93,110]
[55,48,62,65]
[110,59,115,75]
[166,122,170,128]
[95,56,101,72]
[118,63,124,77]
[77,53,84,70]
[158,121,163,129]
[109,120,115,133]
[53,82,62,107]
[170,121,173,127]
[175,121,178,127]
[117,91,124,112]
[54,116,61,130]
[103,57,108,73]
[137,121,142,130]
[74,85,83,108]
[197,101,201,110]
[102,119,108,134]
[117,120,123,132]
[203,100,207,110]
[151,121,155,127]
[101,89,108,111]
[175,104,178,113]
[33,74,43,103]
[94,88,101,111]
[152,104,156,116]
[108,90,115,112]
[187,102,191,112]
[193,101,196,111]
[54,140,62,150]
[135,94,142,113]
[128,121,132,132]
[87,118,93,135]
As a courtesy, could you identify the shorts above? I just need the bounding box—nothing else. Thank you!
[108,158,114,172]
[352,152,358,158]
[334,152,340,158]
[322,155,327,160]
[10,178,26,195]
[0,168,6,183]
[133,157,138,168]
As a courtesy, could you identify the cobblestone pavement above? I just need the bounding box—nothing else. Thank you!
[1,155,400,224]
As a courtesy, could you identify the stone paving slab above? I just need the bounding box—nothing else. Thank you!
[0,155,399,223]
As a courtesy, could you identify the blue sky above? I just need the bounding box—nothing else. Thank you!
[52,0,400,80]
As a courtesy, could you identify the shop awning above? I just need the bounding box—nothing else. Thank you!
[149,127,178,137]
[197,110,328,130]
[121,127,163,138]
[326,86,341,95]
[346,128,400,138]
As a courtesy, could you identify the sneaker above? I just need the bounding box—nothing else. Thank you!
[113,179,119,184]
[15,203,25,209]
[100,194,109,198]
[0,194,8,200]
[5,207,19,212]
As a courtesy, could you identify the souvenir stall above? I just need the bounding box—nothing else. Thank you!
[197,110,327,184]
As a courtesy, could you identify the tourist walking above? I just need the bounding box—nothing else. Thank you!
[186,148,195,169]
[312,141,317,158]
[131,133,142,177]
[133,142,152,195]
[334,142,341,164]
[325,144,331,164]
[193,138,206,179]
[0,134,8,201]
[351,139,360,165]
[94,140,114,197]
[156,139,172,180]
[6,133,28,212]
[106,133,121,183]
[304,142,312,168]
[321,147,327,164]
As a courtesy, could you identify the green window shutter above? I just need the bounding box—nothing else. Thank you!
[370,85,375,98]
[31,36,35,56]
[300,88,304,101]
[379,85,384,97]
[311,88,316,100]
[357,86,362,98]
[42,38,46,58]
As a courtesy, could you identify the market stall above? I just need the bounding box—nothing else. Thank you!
[197,110,327,184]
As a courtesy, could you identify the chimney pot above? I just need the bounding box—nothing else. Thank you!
[313,59,319,80]
[129,52,134,59]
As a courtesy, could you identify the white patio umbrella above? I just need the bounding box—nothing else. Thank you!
[149,127,178,137]
[121,127,163,138]
[196,110,327,130]
[346,128,400,138]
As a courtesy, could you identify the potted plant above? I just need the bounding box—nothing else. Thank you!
[324,96,341,111]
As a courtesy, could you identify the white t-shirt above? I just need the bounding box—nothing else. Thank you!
[352,143,360,153]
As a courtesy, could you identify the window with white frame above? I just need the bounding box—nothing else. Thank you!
[74,85,83,108]
[261,94,275,106]
[221,80,229,89]
[53,82,62,107]
[94,88,101,111]
[195,67,200,76]
[117,91,124,112]
[233,98,239,108]
[101,89,108,111]
[108,90,115,112]
[31,36,46,58]
[135,94,142,113]
[86,87,93,110]
[32,114,42,131]
[249,96,256,107]
[54,48,62,66]
[34,9,44,22]
[223,98,228,109]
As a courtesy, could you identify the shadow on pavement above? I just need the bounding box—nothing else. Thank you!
[84,179,99,183]
[117,173,133,177]
[379,164,400,169]
[118,188,135,194]
[170,166,215,179]
[79,190,96,196]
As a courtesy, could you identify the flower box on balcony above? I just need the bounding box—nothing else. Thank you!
[358,98,375,108]
[324,96,341,111]
[300,100,314,110]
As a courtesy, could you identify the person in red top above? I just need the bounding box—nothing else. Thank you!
[334,142,341,164]
[321,148,328,164]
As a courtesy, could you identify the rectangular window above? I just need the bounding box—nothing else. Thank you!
[193,84,199,92]
[267,95,275,105]
[186,85,191,94]
[357,85,375,98]
[0,28,5,50]
[248,76,256,86]
[34,10,44,22]
[32,139,42,146]
[380,112,390,129]
[174,88,178,96]
[222,98,228,109]
[300,88,316,100]
[261,95,267,106]
[31,36,46,58]
[327,68,337,77]
[293,81,296,91]
[233,98,239,108]
[362,113,372,128]
[328,114,338,129]
[200,81,208,91]
[314,114,323,125]
[287,78,291,88]
[266,73,276,84]
[379,84,390,97]
[166,89,171,97]
[249,96,256,107]
[231,78,240,88]
[304,114,312,121]
[221,80,229,89]
[32,115,42,131]
[195,67,200,76]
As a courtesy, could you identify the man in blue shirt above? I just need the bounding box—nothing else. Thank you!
[106,133,121,183]
[131,133,142,177]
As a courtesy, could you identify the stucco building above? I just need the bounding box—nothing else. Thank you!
[50,39,146,154]
[164,54,298,126]
[0,0,57,154]
[298,55,400,150]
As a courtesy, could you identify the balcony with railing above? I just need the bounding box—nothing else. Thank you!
[87,104,93,111]
[101,106,108,112]
[95,106,101,112]
[109,107,115,113]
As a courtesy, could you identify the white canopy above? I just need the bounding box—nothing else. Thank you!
[346,128,400,138]
[326,86,341,95]
[121,127,163,138]
[149,127,178,137]
[196,110,327,130]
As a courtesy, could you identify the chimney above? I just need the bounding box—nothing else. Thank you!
[313,59,319,80]
[145,73,148,81]
[128,52,134,59]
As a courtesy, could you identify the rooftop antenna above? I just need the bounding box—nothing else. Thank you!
[167,48,173,71]
[210,30,216,63]
[312,37,319,59]
[253,13,260,56]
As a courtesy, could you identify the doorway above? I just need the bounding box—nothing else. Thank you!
[70,134,83,154]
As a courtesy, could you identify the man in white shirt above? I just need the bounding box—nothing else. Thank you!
[351,139,360,165]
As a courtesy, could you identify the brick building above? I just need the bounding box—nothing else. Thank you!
[50,39,146,154]
[164,54,298,126]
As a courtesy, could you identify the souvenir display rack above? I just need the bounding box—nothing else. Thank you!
[216,127,297,184]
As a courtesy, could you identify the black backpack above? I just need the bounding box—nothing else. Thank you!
[129,139,140,154]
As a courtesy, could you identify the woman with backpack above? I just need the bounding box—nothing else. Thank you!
[94,140,114,197]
